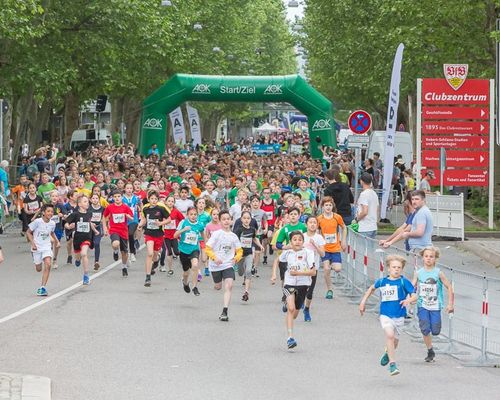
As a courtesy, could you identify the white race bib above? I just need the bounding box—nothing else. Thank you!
[91,212,102,222]
[324,233,337,244]
[147,218,159,230]
[420,283,439,310]
[51,215,60,223]
[265,211,273,220]
[184,231,198,245]
[28,201,39,211]
[165,220,176,229]
[77,222,90,233]
[241,237,253,248]
[113,213,125,223]
[380,285,399,302]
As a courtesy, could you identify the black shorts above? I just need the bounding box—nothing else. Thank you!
[283,285,309,310]
[211,267,236,284]
[110,233,128,252]
[279,261,287,281]
[65,229,74,241]
[306,274,317,300]
[164,238,179,256]
[179,251,200,271]
[73,238,94,253]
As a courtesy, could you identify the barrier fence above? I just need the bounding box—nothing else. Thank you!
[338,228,500,367]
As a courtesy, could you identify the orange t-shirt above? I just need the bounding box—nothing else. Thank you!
[11,185,26,209]
[317,213,345,253]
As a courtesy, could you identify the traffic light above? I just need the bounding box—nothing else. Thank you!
[95,95,107,112]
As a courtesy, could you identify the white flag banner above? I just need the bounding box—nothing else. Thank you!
[169,107,186,145]
[380,43,405,220]
[186,104,202,146]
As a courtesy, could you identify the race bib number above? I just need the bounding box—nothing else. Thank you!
[265,211,273,220]
[324,233,337,244]
[303,199,311,208]
[147,218,159,230]
[38,231,50,241]
[91,212,102,223]
[420,283,439,310]
[221,244,232,255]
[380,285,399,302]
[241,237,253,248]
[77,222,90,233]
[113,213,125,223]
[184,231,198,245]
[51,215,60,223]
[165,220,176,229]
[28,201,39,211]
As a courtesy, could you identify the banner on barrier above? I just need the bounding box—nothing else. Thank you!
[252,144,280,155]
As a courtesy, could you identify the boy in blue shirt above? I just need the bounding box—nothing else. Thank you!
[359,254,416,376]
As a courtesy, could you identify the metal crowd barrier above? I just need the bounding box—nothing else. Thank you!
[337,228,500,367]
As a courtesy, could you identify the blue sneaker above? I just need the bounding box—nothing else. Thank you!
[303,308,311,322]
[389,362,400,376]
[380,351,389,366]
[287,337,297,349]
[75,259,81,267]
[83,274,90,285]
[325,290,333,299]
[37,287,48,296]
[204,267,210,276]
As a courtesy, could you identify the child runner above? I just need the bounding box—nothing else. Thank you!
[302,215,326,322]
[412,246,454,362]
[174,206,204,296]
[205,210,243,321]
[103,190,134,277]
[260,187,277,265]
[317,196,346,299]
[138,190,170,287]
[249,194,267,277]
[160,196,184,274]
[175,186,194,216]
[89,194,105,271]
[359,254,416,376]
[233,211,264,302]
[122,182,141,263]
[65,195,99,285]
[195,197,212,278]
[279,231,316,349]
[22,183,42,237]
[26,204,60,296]
[62,189,78,265]
[48,191,65,270]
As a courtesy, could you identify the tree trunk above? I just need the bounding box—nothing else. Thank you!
[63,91,80,143]
[123,98,141,146]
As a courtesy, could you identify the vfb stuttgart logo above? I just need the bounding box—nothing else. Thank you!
[192,84,211,94]
[312,119,331,130]
[143,118,163,129]
[264,84,283,95]
[443,64,468,91]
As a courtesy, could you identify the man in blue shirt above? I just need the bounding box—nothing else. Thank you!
[147,143,159,156]
[403,190,433,251]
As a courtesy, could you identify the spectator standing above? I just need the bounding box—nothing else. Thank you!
[356,173,379,239]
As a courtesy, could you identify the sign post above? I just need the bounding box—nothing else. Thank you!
[348,110,372,135]
[440,147,446,195]
[354,148,361,202]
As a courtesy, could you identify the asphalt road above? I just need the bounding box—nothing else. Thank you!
[0,229,499,400]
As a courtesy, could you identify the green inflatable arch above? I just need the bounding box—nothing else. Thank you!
[139,74,335,159]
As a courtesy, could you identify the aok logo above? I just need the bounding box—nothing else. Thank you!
[143,118,163,129]
[312,119,332,130]
[264,84,283,95]
[192,84,211,94]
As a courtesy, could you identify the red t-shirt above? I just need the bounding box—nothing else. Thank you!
[261,200,277,226]
[163,207,184,239]
[103,203,133,239]
[134,190,147,201]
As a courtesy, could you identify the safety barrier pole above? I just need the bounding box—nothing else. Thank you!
[339,231,353,292]
[348,237,369,303]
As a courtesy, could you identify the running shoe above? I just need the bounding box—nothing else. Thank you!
[389,363,400,376]
[94,262,100,271]
[325,290,333,299]
[122,267,128,277]
[380,350,390,366]
[263,256,267,265]
[251,265,256,276]
[242,291,249,302]
[282,301,288,313]
[425,348,435,363]
[144,277,151,287]
[303,308,311,322]
[183,281,191,293]
[130,253,136,262]
[113,251,119,261]
[37,287,48,296]
[204,267,210,276]
[52,260,58,270]
[167,269,174,276]
[83,274,90,285]
[151,261,159,275]
[269,246,274,255]
[193,287,200,296]
[159,266,167,272]
[172,255,178,260]
[219,312,229,322]
[197,272,202,282]
[67,255,72,265]
[134,239,140,250]
[287,337,297,349]
[75,258,81,267]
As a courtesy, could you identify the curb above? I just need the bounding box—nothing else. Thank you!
[0,373,51,400]
[456,241,500,269]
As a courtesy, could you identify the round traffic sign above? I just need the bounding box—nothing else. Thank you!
[348,110,372,134]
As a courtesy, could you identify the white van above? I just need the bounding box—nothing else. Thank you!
[366,130,413,166]
[337,128,353,148]
[70,129,111,151]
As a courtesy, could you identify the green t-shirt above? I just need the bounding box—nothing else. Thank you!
[37,182,56,202]
[84,181,95,190]
[228,187,239,206]
[276,222,307,245]
[169,176,182,184]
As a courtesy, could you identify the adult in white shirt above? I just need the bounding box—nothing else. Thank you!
[356,173,379,239]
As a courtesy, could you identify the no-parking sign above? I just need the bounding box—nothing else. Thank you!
[348,110,372,134]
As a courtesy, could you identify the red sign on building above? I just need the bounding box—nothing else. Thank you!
[422,150,489,168]
[422,106,488,120]
[423,135,488,149]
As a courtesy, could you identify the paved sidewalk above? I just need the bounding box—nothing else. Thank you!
[0,374,50,400]
[457,239,500,270]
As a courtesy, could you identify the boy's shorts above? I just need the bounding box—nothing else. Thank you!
[144,235,163,252]
[322,251,342,264]
[54,228,64,241]
[32,249,53,265]
[379,315,404,338]
[417,307,442,336]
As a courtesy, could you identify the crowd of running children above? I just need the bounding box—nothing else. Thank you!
[10,144,454,372]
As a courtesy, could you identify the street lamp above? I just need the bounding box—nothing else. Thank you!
[161,0,172,6]
[288,0,299,7]
[193,22,202,31]
[212,46,221,53]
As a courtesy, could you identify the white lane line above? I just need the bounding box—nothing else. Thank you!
[0,245,145,325]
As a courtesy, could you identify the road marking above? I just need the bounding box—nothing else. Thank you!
[0,245,145,325]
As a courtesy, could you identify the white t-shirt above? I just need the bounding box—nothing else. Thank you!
[279,248,316,286]
[303,233,326,269]
[357,188,379,232]
[200,190,218,203]
[28,218,56,252]
[175,198,194,216]
[206,229,242,272]
[229,203,242,221]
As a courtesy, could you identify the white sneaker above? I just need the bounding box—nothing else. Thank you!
[130,253,136,262]
[159,266,167,272]
[52,260,58,269]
